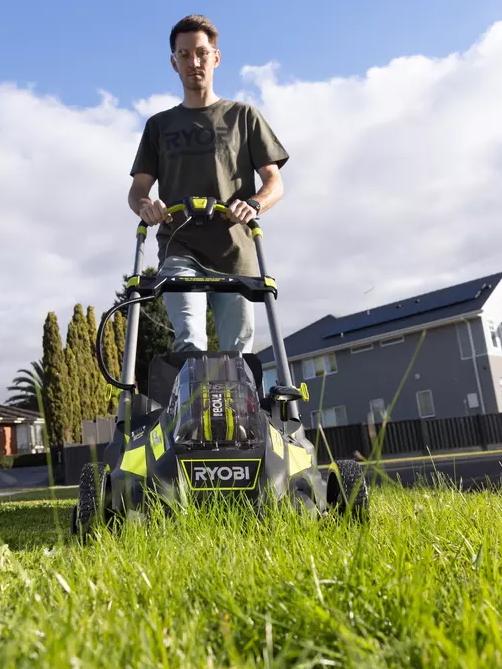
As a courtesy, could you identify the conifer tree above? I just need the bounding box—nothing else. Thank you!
[116,268,173,394]
[65,346,82,442]
[86,306,98,354]
[207,308,220,352]
[42,312,69,446]
[113,310,126,367]
[66,304,96,421]
[86,306,109,416]
[102,319,121,413]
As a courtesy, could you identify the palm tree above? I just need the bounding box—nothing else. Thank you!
[6,360,45,411]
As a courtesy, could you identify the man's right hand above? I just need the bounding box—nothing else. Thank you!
[138,198,172,226]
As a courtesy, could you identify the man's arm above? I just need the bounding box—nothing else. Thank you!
[128,173,171,225]
[227,163,284,224]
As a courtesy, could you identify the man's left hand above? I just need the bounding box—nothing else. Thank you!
[227,199,259,225]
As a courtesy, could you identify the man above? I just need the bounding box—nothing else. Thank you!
[128,15,288,353]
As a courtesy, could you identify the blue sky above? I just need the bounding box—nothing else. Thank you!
[1,0,501,107]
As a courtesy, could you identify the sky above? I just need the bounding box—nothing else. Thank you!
[1,1,502,401]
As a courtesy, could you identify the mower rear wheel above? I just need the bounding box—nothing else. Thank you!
[327,459,369,521]
[72,462,111,536]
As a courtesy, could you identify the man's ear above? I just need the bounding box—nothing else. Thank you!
[171,54,178,73]
[214,49,221,69]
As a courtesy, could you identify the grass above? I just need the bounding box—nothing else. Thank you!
[0,486,79,503]
[0,484,501,668]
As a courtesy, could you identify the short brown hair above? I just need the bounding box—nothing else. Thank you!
[169,15,219,53]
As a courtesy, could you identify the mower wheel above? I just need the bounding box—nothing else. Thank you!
[72,462,110,536]
[292,488,319,518]
[327,459,369,521]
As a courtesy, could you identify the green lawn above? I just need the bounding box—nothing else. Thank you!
[0,485,501,668]
[0,486,79,503]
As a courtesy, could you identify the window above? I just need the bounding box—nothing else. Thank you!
[262,365,295,392]
[311,405,348,428]
[350,343,373,354]
[325,353,337,373]
[369,398,386,423]
[489,321,499,348]
[262,367,277,393]
[416,390,435,418]
[380,335,404,347]
[302,353,337,379]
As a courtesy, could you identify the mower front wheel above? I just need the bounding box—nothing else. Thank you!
[72,462,112,536]
[327,459,369,521]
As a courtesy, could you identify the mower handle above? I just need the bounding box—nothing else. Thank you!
[145,197,260,231]
[164,200,229,217]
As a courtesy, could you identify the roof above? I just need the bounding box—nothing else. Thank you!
[0,405,43,423]
[257,272,502,365]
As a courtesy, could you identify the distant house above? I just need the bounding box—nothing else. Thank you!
[0,405,45,455]
[257,273,502,428]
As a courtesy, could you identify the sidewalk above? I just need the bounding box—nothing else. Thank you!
[0,466,49,490]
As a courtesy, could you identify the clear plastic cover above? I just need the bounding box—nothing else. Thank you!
[167,356,264,447]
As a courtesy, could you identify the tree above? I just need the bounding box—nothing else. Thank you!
[113,310,126,368]
[102,318,121,413]
[116,268,174,394]
[207,308,220,352]
[66,305,98,421]
[42,313,69,446]
[86,306,109,416]
[6,360,45,411]
[64,346,82,442]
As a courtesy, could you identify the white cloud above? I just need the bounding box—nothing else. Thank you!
[248,22,502,330]
[133,92,181,117]
[1,22,502,400]
[0,85,158,400]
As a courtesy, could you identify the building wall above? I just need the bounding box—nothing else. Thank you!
[0,426,16,455]
[486,355,502,412]
[285,317,499,426]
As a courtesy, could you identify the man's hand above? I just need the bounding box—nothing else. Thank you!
[138,198,173,226]
[227,199,259,225]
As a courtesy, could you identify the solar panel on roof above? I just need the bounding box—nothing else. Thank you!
[323,276,500,339]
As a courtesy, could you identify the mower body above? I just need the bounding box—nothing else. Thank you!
[104,352,327,513]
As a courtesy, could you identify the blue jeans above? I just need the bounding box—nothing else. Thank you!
[159,256,254,353]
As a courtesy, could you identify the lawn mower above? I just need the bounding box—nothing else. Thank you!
[71,197,368,534]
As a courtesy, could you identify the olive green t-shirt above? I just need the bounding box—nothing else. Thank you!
[130,99,289,276]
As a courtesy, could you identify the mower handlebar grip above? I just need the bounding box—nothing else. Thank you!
[163,201,229,216]
[139,199,259,230]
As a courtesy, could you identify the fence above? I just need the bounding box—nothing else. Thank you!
[63,442,108,485]
[305,413,502,464]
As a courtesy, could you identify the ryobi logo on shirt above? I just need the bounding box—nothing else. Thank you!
[180,459,261,490]
[162,125,231,156]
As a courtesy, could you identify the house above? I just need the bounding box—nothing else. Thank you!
[257,273,502,428]
[0,405,45,454]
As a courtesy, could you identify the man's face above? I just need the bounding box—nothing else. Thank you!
[171,30,220,91]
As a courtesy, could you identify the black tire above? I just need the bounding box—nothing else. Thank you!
[327,459,369,521]
[70,504,78,534]
[290,477,320,518]
[292,489,319,518]
[72,462,110,536]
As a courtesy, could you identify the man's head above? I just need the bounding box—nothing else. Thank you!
[170,15,220,91]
